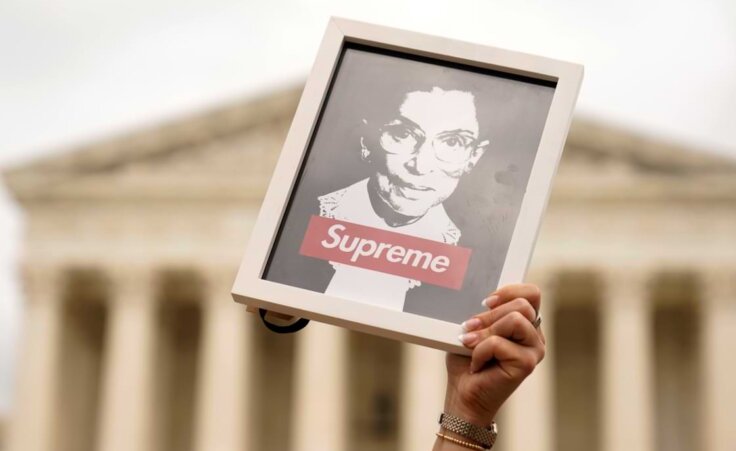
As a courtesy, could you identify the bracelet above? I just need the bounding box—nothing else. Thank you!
[436,432,485,450]
[438,412,497,449]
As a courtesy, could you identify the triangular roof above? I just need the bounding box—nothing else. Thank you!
[4,86,735,202]
[3,87,302,200]
[565,119,735,174]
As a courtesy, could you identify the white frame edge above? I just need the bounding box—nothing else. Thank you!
[232,17,583,355]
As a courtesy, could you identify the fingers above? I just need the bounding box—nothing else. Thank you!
[470,313,545,374]
[462,297,537,332]
[492,311,543,346]
[470,334,544,375]
[458,283,547,377]
[461,310,542,349]
[482,283,541,312]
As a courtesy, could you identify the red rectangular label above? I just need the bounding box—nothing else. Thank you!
[299,215,471,290]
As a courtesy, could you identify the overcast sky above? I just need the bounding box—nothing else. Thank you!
[0,0,734,415]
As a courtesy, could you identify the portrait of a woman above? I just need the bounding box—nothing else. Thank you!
[264,45,555,324]
[318,86,488,311]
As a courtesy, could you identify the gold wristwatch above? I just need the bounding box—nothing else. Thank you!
[438,412,498,449]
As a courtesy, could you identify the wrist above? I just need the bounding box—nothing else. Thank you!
[438,412,498,450]
[443,395,497,427]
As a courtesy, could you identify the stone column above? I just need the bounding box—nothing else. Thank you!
[504,271,556,451]
[193,269,251,451]
[701,270,736,451]
[97,268,157,451]
[399,343,446,451]
[291,322,348,451]
[601,270,654,451]
[7,266,63,451]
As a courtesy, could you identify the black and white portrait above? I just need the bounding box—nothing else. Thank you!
[264,44,556,324]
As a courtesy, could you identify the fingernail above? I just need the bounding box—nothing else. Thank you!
[461,318,482,332]
[458,332,479,347]
[482,295,499,308]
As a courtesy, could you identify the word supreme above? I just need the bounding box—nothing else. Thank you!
[322,223,450,272]
[299,215,471,290]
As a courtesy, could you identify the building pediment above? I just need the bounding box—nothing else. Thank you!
[3,88,301,202]
[4,86,735,203]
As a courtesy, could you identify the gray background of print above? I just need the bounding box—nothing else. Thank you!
[263,46,555,325]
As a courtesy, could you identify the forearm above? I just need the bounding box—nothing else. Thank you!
[431,282,546,450]
[443,382,498,427]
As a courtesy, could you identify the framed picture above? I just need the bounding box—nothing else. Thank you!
[232,17,583,354]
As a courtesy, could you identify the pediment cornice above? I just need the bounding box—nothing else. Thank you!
[3,87,302,201]
[4,86,735,203]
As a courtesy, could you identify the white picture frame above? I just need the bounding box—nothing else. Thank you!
[232,17,583,354]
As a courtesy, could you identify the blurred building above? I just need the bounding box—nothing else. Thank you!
[3,88,735,451]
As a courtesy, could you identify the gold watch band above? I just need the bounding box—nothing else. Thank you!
[438,412,497,449]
